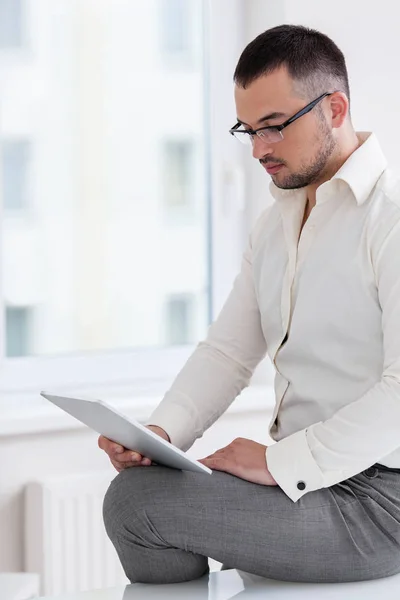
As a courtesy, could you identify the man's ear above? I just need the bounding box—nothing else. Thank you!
[330,91,349,129]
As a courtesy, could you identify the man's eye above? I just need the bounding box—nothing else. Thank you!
[259,127,278,136]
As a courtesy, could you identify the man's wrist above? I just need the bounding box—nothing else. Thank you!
[146,424,171,443]
[265,449,278,486]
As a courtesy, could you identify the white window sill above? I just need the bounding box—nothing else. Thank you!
[0,573,40,600]
[0,384,275,438]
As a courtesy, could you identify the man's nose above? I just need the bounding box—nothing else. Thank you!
[252,135,274,160]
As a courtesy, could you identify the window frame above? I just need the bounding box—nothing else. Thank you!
[164,293,196,346]
[0,0,258,414]
[1,138,32,212]
[161,137,196,215]
[0,0,24,50]
[5,305,32,357]
[158,0,195,65]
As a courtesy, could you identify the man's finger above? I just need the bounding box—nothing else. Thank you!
[198,455,215,464]
[110,459,124,472]
[98,435,124,455]
[198,449,226,464]
[199,457,227,471]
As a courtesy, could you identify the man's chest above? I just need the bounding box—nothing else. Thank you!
[252,208,381,361]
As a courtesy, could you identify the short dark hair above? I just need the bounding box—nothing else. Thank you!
[234,24,350,106]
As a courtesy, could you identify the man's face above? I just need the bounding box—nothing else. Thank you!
[234,67,337,189]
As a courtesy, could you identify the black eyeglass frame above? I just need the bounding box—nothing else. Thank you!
[229,91,336,142]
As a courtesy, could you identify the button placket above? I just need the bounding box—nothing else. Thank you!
[297,221,317,266]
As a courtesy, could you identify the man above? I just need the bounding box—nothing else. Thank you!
[100,25,400,584]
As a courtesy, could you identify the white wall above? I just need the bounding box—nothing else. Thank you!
[244,0,400,228]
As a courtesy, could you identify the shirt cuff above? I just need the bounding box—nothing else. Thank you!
[145,393,199,452]
[266,429,325,502]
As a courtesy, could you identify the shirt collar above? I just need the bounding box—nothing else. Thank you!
[332,132,387,205]
[269,132,387,207]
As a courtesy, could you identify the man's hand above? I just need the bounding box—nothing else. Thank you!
[198,437,278,486]
[98,425,170,472]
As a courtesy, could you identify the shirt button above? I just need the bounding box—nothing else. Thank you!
[297,481,306,491]
[364,467,378,478]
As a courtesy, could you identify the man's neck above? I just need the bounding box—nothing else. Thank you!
[306,130,360,209]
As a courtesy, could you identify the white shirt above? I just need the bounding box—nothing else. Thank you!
[147,132,400,502]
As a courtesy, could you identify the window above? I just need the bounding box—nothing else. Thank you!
[1,140,31,211]
[0,0,23,49]
[158,0,193,61]
[162,139,194,210]
[0,1,250,412]
[5,306,31,357]
[165,295,194,345]
[1,2,208,358]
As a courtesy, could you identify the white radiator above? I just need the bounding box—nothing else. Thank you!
[24,472,129,597]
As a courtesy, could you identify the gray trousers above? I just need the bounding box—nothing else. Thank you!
[103,463,400,585]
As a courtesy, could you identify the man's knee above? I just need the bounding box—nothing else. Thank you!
[103,469,136,541]
[103,472,121,540]
[103,467,155,541]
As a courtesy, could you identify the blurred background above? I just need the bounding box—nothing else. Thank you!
[0,0,209,358]
[0,0,400,597]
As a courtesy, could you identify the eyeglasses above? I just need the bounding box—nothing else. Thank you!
[229,91,334,146]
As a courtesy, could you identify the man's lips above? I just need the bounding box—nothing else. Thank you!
[262,163,284,175]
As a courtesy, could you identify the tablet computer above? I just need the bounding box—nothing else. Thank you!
[40,392,212,475]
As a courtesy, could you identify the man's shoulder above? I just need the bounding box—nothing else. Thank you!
[368,169,400,254]
[375,168,400,213]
